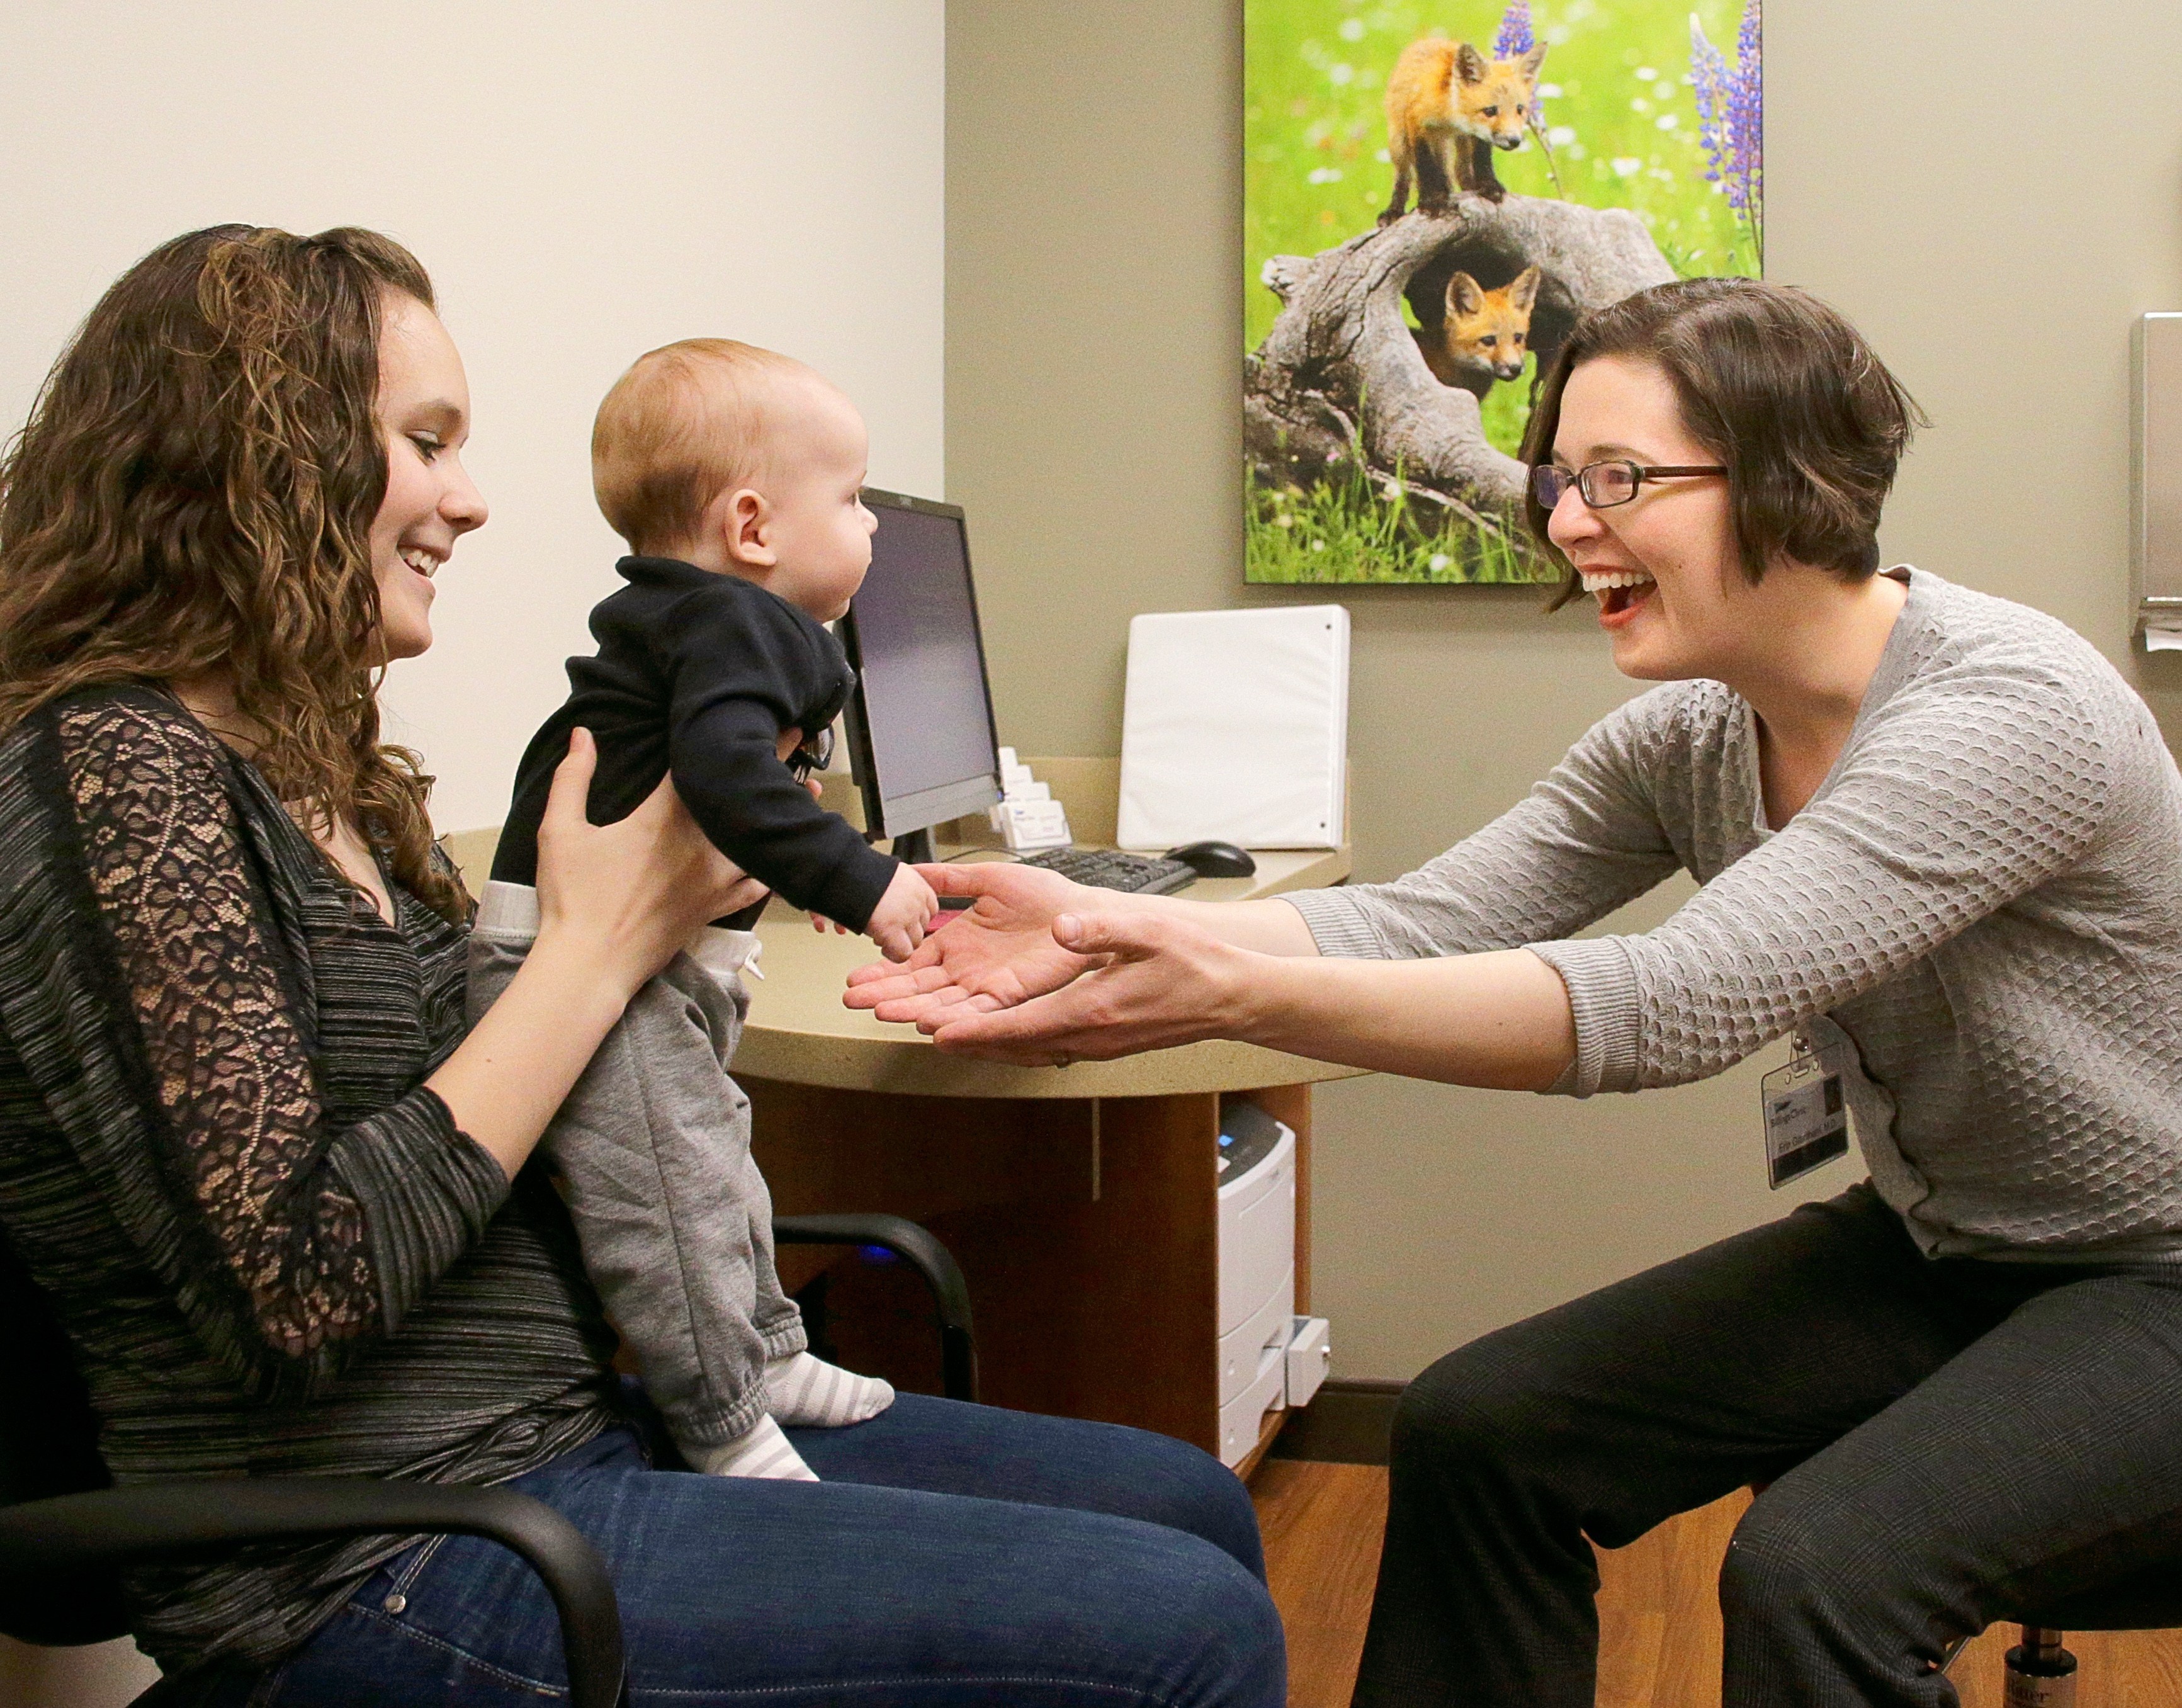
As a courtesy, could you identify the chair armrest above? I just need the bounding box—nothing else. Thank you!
[0,1479,625,1708]
[773,1213,978,1403]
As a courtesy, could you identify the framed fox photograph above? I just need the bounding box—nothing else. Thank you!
[1244,0,1763,585]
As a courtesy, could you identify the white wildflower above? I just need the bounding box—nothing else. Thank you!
[1547,125,1576,147]
[1306,167,1343,184]
[1612,157,1642,177]
[1338,17,1364,40]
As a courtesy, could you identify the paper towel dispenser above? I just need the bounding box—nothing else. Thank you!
[2133,313,2182,652]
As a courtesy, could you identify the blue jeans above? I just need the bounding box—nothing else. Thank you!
[213,1396,1282,1706]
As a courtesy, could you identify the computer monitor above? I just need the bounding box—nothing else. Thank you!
[838,487,1002,861]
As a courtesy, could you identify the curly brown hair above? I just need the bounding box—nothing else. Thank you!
[0,223,470,922]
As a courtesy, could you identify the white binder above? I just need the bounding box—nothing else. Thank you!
[1117,606,1350,851]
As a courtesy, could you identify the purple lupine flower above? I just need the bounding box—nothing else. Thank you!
[1690,2,1763,263]
[1690,20,1732,197]
[1495,1,1544,128]
[1495,0,1534,56]
[1730,0,1763,244]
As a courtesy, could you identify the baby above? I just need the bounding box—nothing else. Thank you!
[470,339,938,1481]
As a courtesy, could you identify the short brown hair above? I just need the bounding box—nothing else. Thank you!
[591,338,811,553]
[1522,278,1924,610]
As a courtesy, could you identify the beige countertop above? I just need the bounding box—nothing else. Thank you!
[733,845,1365,1099]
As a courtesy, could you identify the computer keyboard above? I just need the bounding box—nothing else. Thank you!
[1017,846,1198,895]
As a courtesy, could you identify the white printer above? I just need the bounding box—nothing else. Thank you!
[1216,1100,1332,1467]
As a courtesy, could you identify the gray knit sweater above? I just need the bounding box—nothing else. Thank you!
[1285,570,2182,1261]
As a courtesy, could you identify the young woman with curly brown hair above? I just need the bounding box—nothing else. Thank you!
[0,225,1282,1706]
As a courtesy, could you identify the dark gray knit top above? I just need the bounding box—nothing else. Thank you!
[0,687,621,1673]
[1287,570,2182,1262]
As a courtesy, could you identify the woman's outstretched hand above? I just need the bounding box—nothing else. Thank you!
[842,862,1106,1026]
[919,909,1260,1065]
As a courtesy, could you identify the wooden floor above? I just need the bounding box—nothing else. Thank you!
[1250,1464,2182,1707]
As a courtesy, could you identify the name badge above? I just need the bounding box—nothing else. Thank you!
[1761,1044,1849,1189]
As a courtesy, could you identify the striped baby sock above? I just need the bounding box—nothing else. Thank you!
[687,1413,818,1481]
[767,1351,895,1427]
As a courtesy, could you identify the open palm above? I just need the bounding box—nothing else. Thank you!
[843,862,1103,1027]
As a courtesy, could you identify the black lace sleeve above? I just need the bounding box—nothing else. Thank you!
[39,695,505,1394]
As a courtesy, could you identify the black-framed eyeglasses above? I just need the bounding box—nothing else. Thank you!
[1532,460,1727,510]
[787,723,835,781]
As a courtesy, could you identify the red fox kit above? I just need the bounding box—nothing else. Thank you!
[1379,37,1548,223]
[1415,266,1542,397]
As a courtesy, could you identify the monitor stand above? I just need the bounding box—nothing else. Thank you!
[890,828,936,864]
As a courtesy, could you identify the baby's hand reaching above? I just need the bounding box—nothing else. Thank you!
[866,864,940,963]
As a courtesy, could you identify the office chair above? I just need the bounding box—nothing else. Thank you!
[772,1213,978,1404]
[1,1213,976,1705]
[0,1221,630,1707]
[1947,1576,2182,1705]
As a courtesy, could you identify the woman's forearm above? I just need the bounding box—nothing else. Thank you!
[426,932,632,1178]
[1102,891,1323,956]
[1239,946,1576,1090]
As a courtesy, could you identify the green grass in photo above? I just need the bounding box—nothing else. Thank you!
[1246,450,1546,585]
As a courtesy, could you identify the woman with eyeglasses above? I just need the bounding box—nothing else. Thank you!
[849,276,2182,1707]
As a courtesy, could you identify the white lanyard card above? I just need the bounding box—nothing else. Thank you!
[1761,1043,1849,1190]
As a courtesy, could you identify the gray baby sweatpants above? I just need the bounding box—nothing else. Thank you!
[466,881,806,1450]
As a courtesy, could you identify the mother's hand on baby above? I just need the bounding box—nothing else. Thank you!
[536,728,767,998]
[920,910,1258,1065]
[843,862,1104,1025]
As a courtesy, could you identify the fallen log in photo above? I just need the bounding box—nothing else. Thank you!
[1246,195,1675,534]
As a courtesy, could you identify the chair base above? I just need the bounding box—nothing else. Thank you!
[2002,1627,2077,1707]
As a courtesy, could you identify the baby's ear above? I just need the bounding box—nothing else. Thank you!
[1445,271,1485,317]
[725,487,777,568]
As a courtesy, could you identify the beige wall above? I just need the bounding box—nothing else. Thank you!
[948,0,2182,1381]
[0,0,945,834]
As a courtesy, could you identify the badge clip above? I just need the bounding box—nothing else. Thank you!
[1761,1042,1850,1189]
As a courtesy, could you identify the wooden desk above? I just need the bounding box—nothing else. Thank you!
[443,759,1360,1468]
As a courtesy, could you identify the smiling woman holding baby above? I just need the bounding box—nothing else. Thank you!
[853,278,2182,1707]
[0,226,1282,1706]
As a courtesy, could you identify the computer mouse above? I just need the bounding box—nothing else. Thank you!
[1164,839,1257,879]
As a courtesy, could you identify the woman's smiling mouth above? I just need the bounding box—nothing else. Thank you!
[1579,565,1658,623]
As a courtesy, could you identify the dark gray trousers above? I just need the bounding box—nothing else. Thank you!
[1354,1182,2182,1707]
[468,895,805,1451]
